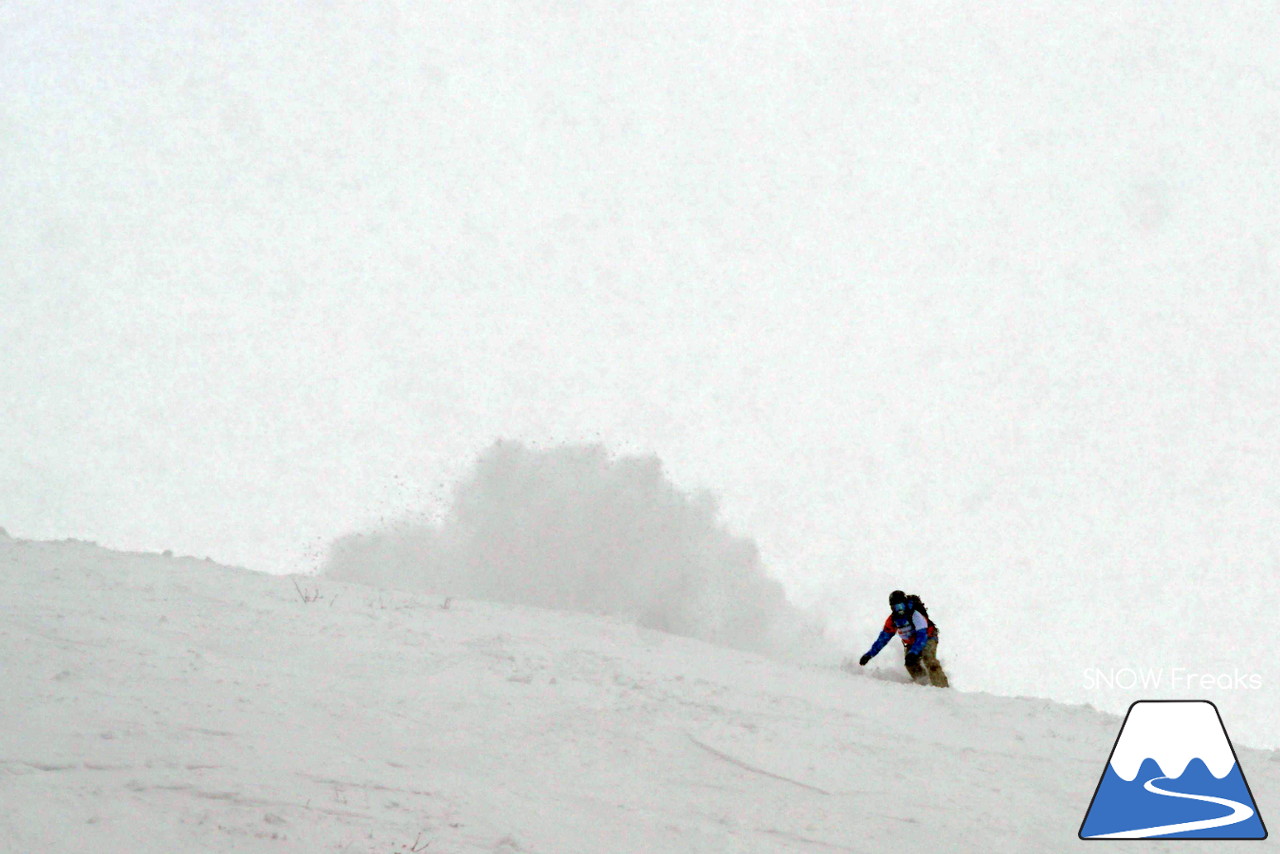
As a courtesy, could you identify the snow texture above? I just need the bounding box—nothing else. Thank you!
[4,536,1278,853]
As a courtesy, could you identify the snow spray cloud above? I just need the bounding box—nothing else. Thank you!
[325,441,824,656]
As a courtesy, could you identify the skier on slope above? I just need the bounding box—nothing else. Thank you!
[857,589,949,687]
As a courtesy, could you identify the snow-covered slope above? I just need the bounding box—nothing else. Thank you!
[3,536,1276,853]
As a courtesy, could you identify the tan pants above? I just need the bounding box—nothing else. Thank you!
[905,637,949,688]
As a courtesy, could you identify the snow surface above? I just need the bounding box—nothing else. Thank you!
[4,535,1278,853]
[1109,702,1238,782]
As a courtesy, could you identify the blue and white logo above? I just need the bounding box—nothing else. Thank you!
[1080,700,1267,839]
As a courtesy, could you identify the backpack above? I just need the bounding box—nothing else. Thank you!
[906,594,936,629]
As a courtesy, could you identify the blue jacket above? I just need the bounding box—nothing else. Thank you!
[865,610,933,659]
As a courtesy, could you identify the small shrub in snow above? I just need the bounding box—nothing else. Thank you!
[291,577,322,603]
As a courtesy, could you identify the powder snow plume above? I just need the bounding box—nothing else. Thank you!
[325,441,828,658]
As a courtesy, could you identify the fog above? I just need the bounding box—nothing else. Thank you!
[3,3,1278,745]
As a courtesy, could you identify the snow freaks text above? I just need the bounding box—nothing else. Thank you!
[1083,668,1263,692]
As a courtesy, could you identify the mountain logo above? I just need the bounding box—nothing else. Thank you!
[1079,700,1267,839]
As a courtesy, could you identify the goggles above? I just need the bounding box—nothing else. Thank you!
[892,601,909,614]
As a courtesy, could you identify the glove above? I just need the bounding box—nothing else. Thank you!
[904,652,920,668]
[858,653,871,666]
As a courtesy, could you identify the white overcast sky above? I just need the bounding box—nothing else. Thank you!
[3,0,1278,708]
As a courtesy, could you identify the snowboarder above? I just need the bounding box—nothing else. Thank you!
[856,589,949,687]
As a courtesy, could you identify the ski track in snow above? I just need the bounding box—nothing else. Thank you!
[684,732,833,795]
